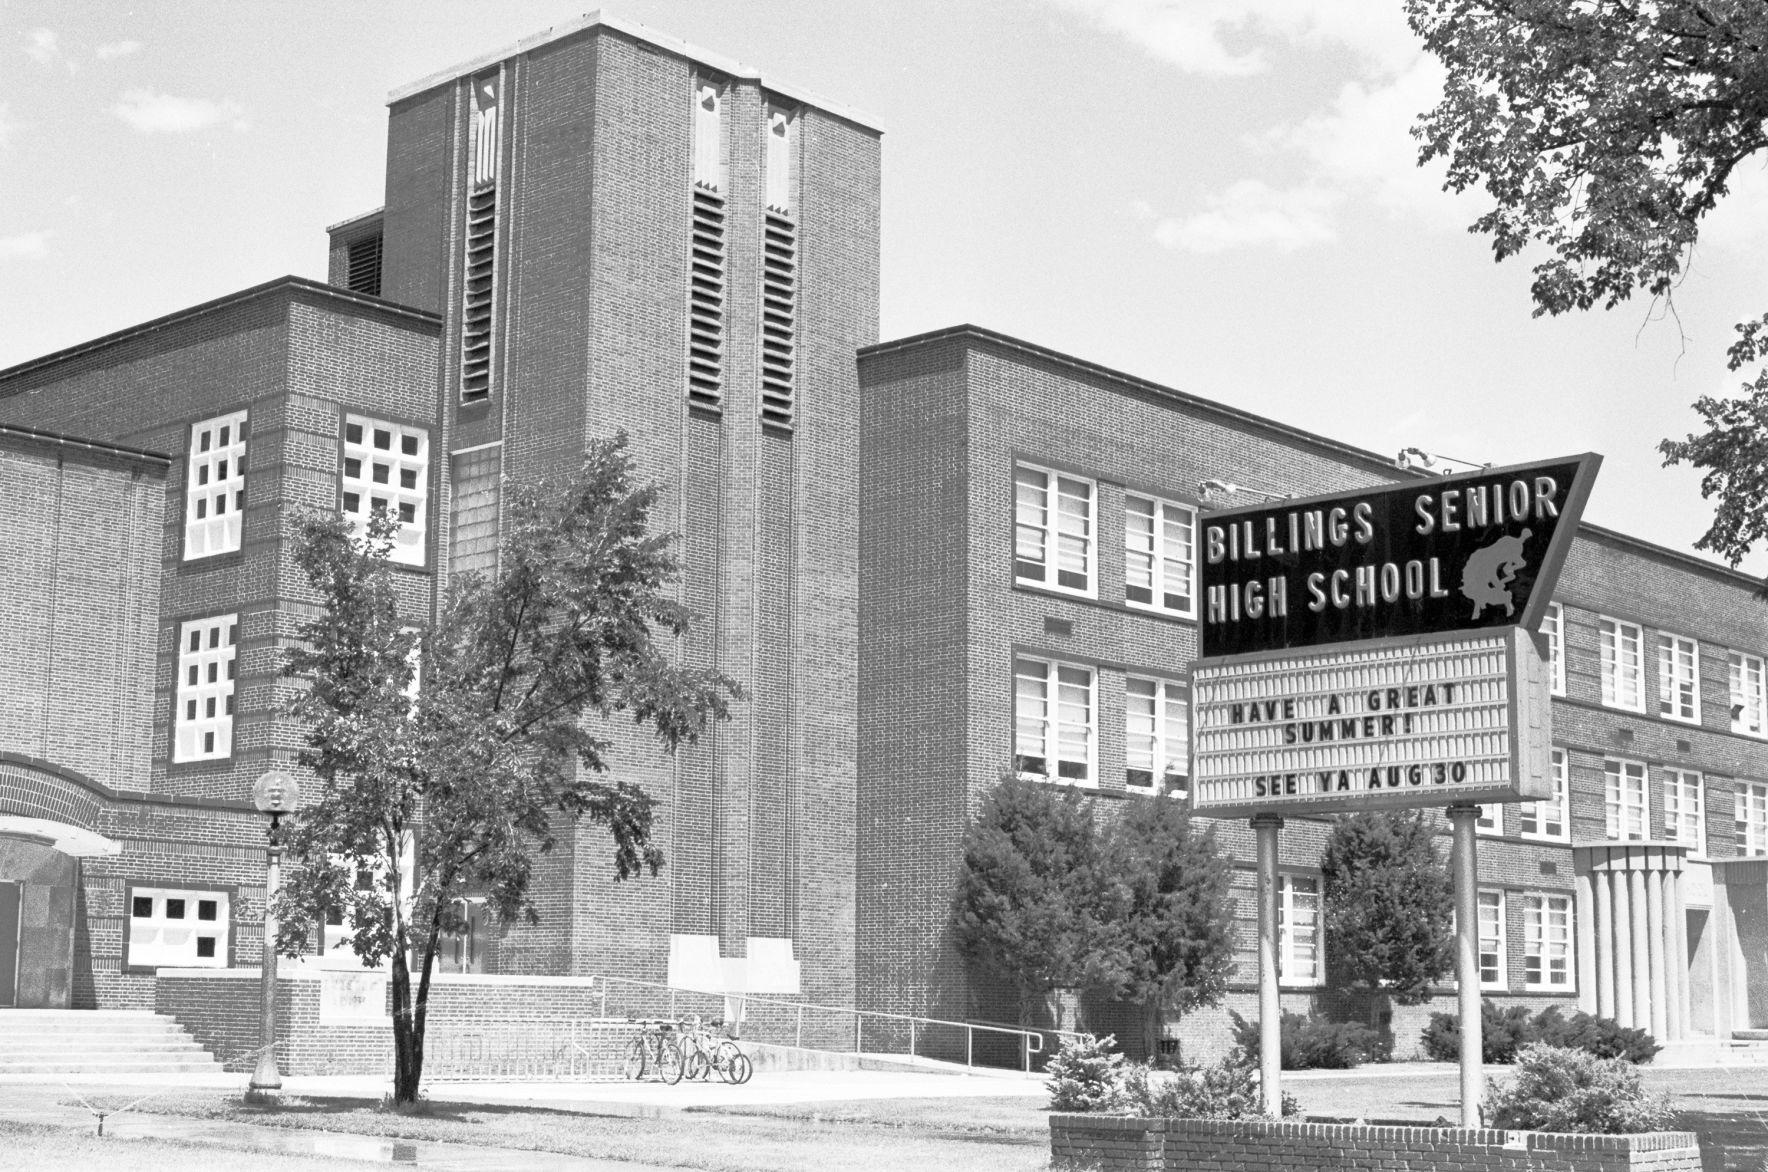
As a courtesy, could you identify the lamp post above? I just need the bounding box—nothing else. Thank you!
[248,769,300,1101]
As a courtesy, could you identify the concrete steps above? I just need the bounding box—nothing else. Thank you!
[0,1009,223,1075]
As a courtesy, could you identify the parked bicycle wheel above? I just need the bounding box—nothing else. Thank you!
[715,1040,752,1084]
[623,1036,648,1081]
[683,1046,709,1082]
[658,1037,686,1085]
[727,1050,753,1085]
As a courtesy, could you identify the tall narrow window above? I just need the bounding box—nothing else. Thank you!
[1604,757,1647,841]
[687,82,726,412]
[1125,676,1189,796]
[462,74,499,403]
[1522,894,1572,990]
[184,411,246,559]
[1663,769,1705,855]
[1599,618,1644,711]
[1124,495,1197,618]
[1658,633,1700,723]
[759,111,797,429]
[341,416,430,566]
[1520,748,1570,841]
[1737,781,1768,856]
[1542,602,1565,695]
[1014,463,1095,596]
[1014,657,1095,787]
[1277,875,1322,986]
[1730,652,1767,736]
[1477,890,1506,989]
[174,615,237,762]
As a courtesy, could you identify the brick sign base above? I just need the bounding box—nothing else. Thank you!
[1049,1114,1702,1172]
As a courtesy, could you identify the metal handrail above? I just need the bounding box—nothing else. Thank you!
[582,972,1081,1073]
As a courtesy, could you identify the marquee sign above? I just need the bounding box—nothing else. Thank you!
[1189,627,1553,818]
[1199,454,1600,658]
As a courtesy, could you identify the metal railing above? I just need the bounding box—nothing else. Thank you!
[580,973,1080,1074]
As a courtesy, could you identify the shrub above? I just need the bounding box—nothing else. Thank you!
[1229,1009,1383,1069]
[1122,1051,1299,1120]
[1485,1043,1675,1133]
[1045,1032,1126,1112]
[1420,1001,1660,1065]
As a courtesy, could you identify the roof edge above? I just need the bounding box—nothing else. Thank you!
[0,276,442,385]
[860,324,1764,593]
[0,422,172,467]
[386,10,883,134]
[325,206,386,235]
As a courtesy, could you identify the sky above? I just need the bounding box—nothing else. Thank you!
[3,1,1765,574]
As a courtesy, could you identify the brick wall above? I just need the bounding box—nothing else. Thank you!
[1049,1115,1703,1172]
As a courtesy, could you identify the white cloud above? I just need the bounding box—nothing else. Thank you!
[1151,180,1340,253]
[0,231,51,260]
[24,27,62,66]
[113,90,247,134]
[95,40,142,61]
[0,103,14,152]
[1042,0,1419,76]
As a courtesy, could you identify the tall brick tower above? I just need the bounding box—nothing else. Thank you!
[330,14,881,1011]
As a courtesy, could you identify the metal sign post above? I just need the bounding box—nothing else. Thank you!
[1252,814,1283,1115]
[1448,803,1482,1126]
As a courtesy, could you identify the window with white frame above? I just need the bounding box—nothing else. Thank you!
[1663,769,1705,855]
[1014,657,1095,786]
[1125,676,1189,795]
[1520,748,1570,841]
[173,615,237,762]
[1522,893,1572,990]
[1542,602,1565,696]
[341,416,429,566]
[128,887,229,969]
[1124,495,1196,618]
[1478,890,1506,989]
[1730,652,1768,737]
[184,411,246,559]
[1658,633,1700,723]
[1476,803,1502,836]
[1604,757,1648,841]
[1277,874,1323,986]
[1737,781,1768,856]
[1014,464,1094,595]
[1599,618,1644,711]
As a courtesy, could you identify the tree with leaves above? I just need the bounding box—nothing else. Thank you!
[1096,795,1235,1060]
[278,433,737,1104]
[950,776,1116,1029]
[1320,810,1455,1005]
[1406,1,1768,571]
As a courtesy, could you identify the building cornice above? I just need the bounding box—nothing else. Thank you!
[0,422,171,468]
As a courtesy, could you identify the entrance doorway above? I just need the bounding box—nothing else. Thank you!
[0,881,20,1007]
[0,835,78,1008]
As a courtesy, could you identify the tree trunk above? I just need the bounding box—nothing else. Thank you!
[389,942,423,1103]
[1142,1000,1161,1065]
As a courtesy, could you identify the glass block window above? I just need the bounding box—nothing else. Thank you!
[1542,603,1565,695]
[1125,676,1189,796]
[1478,890,1506,989]
[1014,464,1094,596]
[173,615,237,762]
[184,410,246,559]
[127,887,228,969]
[1523,894,1573,990]
[1737,781,1768,856]
[1730,652,1767,737]
[1658,633,1700,723]
[1014,656,1095,787]
[1124,494,1197,618]
[342,416,429,566]
[1277,874,1322,986]
[1604,757,1647,841]
[1599,617,1644,711]
[1520,748,1570,841]
[1664,769,1705,855]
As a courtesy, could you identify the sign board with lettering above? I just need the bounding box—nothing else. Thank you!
[1199,454,1600,657]
[1189,627,1553,818]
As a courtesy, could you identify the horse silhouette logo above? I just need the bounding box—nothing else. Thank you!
[1460,529,1532,620]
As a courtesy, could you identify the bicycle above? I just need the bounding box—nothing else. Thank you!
[680,1015,753,1084]
[623,1018,685,1084]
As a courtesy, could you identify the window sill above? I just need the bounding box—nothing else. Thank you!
[1013,577,1097,603]
[1126,599,1198,623]
[1517,833,1572,845]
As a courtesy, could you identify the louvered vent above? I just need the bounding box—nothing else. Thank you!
[687,187,726,411]
[760,212,797,429]
[346,233,382,297]
[462,185,496,402]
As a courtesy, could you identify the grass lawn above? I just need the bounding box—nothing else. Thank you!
[0,1119,385,1171]
[94,1091,1051,1172]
